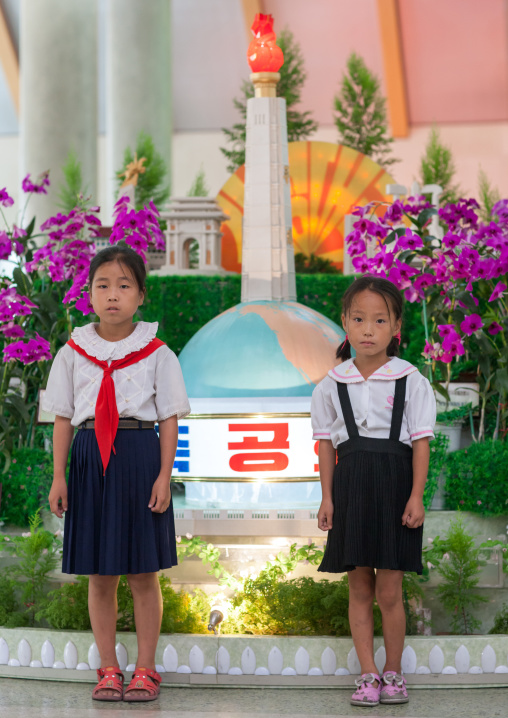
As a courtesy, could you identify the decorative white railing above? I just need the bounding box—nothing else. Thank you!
[1,631,507,680]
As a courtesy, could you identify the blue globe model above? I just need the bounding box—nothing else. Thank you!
[179,300,344,398]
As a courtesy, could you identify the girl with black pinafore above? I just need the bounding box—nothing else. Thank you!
[311,276,435,708]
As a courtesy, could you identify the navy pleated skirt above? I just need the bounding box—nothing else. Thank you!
[62,427,178,576]
[317,439,423,575]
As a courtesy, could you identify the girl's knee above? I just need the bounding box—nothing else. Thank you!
[89,574,120,596]
[348,572,376,605]
[375,585,403,611]
[127,572,159,592]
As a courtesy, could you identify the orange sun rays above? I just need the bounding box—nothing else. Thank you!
[216,141,396,273]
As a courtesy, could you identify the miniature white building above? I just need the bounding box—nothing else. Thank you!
[154,197,230,275]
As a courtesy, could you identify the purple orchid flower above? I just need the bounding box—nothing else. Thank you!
[488,321,503,335]
[488,282,507,302]
[75,291,94,316]
[0,188,14,207]
[397,229,424,251]
[0,322,25,339]
[0,233,12,260]
[460,313,484,336]
[352,255,370,274]
[22,172,50,195]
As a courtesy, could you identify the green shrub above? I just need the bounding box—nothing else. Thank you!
[424,432,449,510]
[434,516,487,634]
[224,572,384,637]
[36,576,91,631]
[38,574,207,634]
[444,440,508,515]
[0,574,18,626]
[489,603,508,634]
[0,448,53,527]
[0,511,61,626]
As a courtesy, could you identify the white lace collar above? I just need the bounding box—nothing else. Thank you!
[70,321,159,361]
[328,357,418,384]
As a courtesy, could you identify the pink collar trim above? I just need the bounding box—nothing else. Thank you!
[328,358,418,383]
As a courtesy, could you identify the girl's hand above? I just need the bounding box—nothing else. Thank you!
[317,498,334,531]
[402,496,425,528]
[149,475,172,513]
[49,479,68,518]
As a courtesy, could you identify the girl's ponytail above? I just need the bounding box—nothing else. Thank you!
[336,334,351,361]
[387,330,401,357]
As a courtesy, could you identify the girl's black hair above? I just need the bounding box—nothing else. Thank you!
[88,242,147,293]
[337,275,403,361]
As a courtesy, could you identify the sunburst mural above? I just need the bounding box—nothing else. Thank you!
[217,141,396,273]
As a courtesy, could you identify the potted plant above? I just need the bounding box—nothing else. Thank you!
[435,403,472,452]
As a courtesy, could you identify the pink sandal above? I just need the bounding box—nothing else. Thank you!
[380,671,409,703]
[123,667,161,702]
[350,672,381,707]
[92,666,124,702]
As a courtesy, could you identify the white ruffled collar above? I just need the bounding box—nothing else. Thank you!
[71,321,159,361]
[329,357,418,384]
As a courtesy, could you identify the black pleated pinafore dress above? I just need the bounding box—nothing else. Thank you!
[318,375,423,575]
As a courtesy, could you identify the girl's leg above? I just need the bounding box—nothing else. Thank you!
[348,567,378,677]
[89,574,121,697]
[375,569,405,673]
[127,572,163,672]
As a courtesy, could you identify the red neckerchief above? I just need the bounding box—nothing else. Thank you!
[67,336,164,474]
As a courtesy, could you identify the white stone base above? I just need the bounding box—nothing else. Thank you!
[1,629,507,686]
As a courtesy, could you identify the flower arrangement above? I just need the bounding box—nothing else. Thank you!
[110,194,165,259]
[346,197,507,440]
[0,175,168,468]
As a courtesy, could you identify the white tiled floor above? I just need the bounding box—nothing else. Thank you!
[0,680,507,717]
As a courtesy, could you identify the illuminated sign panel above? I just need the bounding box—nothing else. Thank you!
[174,416,319,481]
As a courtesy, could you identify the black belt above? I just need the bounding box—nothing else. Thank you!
[78,419,155,430]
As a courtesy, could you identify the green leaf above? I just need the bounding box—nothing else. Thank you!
[416,207,437,228]
[24,216,36,239]
[13,267,32,296]
[1,448,11,474]
[433,383,450,401]
[494,368,508,393]
[4,393,31,423]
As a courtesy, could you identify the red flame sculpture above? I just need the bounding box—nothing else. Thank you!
[247,14,284,73]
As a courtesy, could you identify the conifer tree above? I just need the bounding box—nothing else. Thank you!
[186,169,208,268]
[117,131,170,210]
[58,149,88,211]
[334,53,397,170]
[221,29,318,174]
[419,127,461,205]
[187,168,209,197]
[477,167,500,222]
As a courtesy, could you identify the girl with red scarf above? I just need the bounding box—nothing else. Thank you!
[45,244,190,702]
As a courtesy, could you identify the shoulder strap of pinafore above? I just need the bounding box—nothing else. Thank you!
[336,374,408,442]
[336,382,359,439]
[389,375,407,441]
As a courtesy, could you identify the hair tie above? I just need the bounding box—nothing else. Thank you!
[340,334,349,350]
[394,331,401,343]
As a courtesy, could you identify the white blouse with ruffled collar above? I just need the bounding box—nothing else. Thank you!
[311,356,436,447]
[42,321,191,426]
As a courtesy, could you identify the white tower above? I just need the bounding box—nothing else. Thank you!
[241,26,296,303]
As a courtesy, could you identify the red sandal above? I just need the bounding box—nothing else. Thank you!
[123,667,161,702]
[92,666,124,702]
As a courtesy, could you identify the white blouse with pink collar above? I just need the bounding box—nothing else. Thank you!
[311,356,436,448]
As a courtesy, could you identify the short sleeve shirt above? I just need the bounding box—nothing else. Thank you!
[311,357,436,448]
[42,321,191,426]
